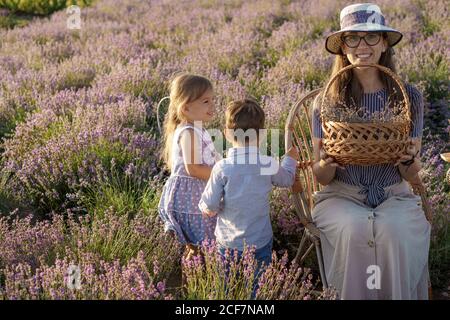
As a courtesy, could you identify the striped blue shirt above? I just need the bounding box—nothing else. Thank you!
[312,84,424,207]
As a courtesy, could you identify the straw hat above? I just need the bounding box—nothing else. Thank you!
[325,3,403,55]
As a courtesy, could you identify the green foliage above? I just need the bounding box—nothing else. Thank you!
[0,106,27,147]
[0,172,17,214]
[79,167,161,220]
[0,0,94,16]
[0,11,33,29]
[404,53,449,102]
[422,14,441,37]
[430,213,450,288]
[56,69,96,91]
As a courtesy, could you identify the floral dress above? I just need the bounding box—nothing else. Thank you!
[158,123,219,245]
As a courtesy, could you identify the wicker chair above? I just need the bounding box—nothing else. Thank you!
[284,88,433,293]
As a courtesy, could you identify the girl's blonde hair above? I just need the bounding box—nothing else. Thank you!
[326,33,402,109]
[161,73,213,171]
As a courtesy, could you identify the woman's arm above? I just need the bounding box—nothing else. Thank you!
[395,138,423,182]
[310,93,343,185]
[396,86,425,182]
[179,129,213,181]
[312,137,341,185]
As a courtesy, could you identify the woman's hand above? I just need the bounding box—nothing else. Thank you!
[318,141,345,170]
[394,138,420,166]
[395,138,422,181]
[312,139,343,186]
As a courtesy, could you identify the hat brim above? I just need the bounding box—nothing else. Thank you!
[325,25,403,55]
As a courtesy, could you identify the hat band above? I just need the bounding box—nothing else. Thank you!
[341,11,386,29]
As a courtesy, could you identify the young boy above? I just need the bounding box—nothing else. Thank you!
[198,98,298,294]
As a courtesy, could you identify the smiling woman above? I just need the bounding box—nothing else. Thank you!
[310,3,430,300]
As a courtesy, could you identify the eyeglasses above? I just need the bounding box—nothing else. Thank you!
[342,33,382,48]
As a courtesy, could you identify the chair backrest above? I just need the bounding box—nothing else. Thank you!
[285,88,323,237]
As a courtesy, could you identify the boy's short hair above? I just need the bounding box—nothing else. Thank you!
[225,98,265,131]
[225,98,265,144]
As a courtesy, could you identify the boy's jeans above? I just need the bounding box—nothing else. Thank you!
[217,238,273,299]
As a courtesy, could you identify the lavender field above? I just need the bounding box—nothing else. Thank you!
[0,0,448,300]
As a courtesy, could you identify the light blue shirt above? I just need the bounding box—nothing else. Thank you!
[199,146,297,251]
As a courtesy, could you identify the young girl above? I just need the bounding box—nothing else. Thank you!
[158,73,219,259]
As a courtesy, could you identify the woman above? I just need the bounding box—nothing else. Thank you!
[311,3,431,300]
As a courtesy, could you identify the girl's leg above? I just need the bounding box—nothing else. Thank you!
[185,243,201,260]
[181,243,200,290]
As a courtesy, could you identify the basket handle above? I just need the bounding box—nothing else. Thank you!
[320,63,411,131]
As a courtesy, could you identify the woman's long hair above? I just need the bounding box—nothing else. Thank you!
[161,73,213,171]
[326,34,402,110]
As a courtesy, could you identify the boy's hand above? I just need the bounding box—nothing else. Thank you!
[202,208,217,218]
[292,173,303,193]
[286,146,299,161]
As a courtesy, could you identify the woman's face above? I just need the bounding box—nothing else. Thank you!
[341,31,387,65]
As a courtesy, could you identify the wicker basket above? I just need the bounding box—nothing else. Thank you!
[320,63,411,165]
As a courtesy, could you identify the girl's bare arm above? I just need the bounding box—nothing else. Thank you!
[179,129,213,181]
